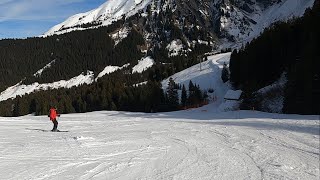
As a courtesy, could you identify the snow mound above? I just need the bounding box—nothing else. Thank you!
[132,56,155,73]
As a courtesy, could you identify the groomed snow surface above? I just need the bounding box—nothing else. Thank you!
[0,108,319,180]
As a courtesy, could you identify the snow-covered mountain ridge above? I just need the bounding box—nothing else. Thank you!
[44,0,152,36]
[44,0,315,48]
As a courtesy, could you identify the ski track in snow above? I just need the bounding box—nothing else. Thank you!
[0,109,319,180]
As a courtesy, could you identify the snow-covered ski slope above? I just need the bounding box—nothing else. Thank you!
[0,52,231,109]
[162,52,231,110]
[0,108,319,179]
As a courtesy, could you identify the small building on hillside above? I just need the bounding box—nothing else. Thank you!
[224,90,243,101]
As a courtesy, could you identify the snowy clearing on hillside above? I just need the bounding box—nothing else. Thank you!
[110,27,130,46]
[166,39,184,57]
[134,81,148,87]
[1,62,131,102]
[162,52,232,110]
[33,60,56,77]
[0,71,94,102]
[0,108,319,179]
[96,64,130,81]
[132,56,155,73]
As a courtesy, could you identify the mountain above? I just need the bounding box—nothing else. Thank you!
[0,0,316,116]
[45,0,151,36]
[229,1,320,114]
[44,0,315,48]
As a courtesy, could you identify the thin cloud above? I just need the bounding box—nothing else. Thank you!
[0,0,87,22]
[0,0,15,5]
[0,0,106,38]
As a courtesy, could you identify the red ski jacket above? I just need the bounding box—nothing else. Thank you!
[49,108,58,120]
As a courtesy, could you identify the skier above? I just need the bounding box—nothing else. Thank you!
[48,107,60,132]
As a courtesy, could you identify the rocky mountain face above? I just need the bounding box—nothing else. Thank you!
[45,0,314,50]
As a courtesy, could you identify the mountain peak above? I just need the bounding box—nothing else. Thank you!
[44,0,151,36]
[44,0,315,48]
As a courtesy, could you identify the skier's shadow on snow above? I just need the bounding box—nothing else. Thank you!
[26,128,49,132]
[25,128,69,132]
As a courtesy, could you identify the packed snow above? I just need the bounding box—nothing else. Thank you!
[224,90,242,100]
[0,108,318,179]
[132,56,155,73]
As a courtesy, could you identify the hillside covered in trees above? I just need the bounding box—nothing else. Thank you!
[0,71,208,117]
[0,20,144,92]
[229,1,320,114]
[0,18,211,116]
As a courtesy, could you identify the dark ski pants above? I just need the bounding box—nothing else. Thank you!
[52,119,58,131]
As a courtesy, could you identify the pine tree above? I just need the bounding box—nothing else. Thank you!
[181,84,187,107]
[188,80,195,106]
[166,77,179,109]
[221,63,230,83]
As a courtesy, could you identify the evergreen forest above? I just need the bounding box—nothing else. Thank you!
[229,1,320,114]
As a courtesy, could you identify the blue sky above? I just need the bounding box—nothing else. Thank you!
[0,0,106,39]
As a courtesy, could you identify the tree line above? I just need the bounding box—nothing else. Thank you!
[229,1,320,114]
[0,19,143,92]
[0,71,208,116]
